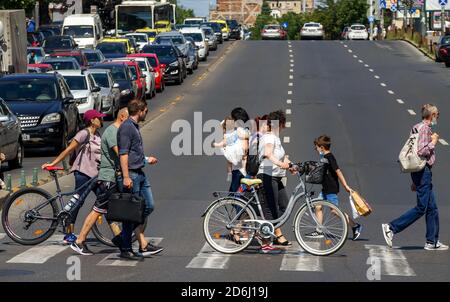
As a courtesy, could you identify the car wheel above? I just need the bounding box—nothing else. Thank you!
[188,68,193,75]
[57,126,68,153]
[435,55,442,63]
[445,62,450,68]
[8,140,24,169]
[176,72,182,85]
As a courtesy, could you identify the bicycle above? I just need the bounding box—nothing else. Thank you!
[1,166,146,246]
[202,162,348,256]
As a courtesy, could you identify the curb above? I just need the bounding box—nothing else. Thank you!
[399,38,435,61]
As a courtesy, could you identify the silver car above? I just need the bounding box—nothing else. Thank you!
[200,26,218,51]
[86,69,121,119]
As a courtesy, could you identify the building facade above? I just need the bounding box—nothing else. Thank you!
[267,0,314,18]
[209,0,263,26]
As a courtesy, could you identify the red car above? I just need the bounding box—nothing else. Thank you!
[110,59,146,100]
[49,50,89,69]
[127,53,165,92]
[28,63,54,73]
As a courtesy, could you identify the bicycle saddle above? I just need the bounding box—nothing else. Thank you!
[240,178,262,186]
[43,166,65,171]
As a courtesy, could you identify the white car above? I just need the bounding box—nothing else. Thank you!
[86,69,121,118]
[347,24,369,40]
[180,28,209,61]
[300,22,324,40]
[125,33,149,52]
[52,70,102,115]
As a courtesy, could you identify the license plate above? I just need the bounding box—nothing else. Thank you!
[22,134,30,141]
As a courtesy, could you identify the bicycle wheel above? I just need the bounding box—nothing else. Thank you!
[2,188,59,245]
[203,198,257,254]
[294,200,348,256]
[91,215,148,247]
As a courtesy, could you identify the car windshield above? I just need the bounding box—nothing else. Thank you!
[351,25,366,30]
[145,32,157,38]
[85,52,101,63]
[97,43,126,54]
[0,79,58,101]
[136,60,147,71]
[63,25,94,38]
[183,33,202,42]
[185,20,202,25]
[94,65,127,80]
[43,37,73,49]
[305,24,320,27]
[46,61,77,70]
[266,25,280,30]
[91,73,110,88]
[144,46,176,58]
[53,54,82,66]
[157,36,183,44]
[127,35,148,42]
[146,57,157,67]
[64,76,87,90]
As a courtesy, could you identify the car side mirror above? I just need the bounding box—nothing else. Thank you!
[92,86,101,92]
[113,83,120,88]
[63,97,75,104]
[0,115,10,123]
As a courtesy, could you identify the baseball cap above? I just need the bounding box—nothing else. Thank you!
[84,109,106,124]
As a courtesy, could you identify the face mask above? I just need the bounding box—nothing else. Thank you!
[319,151,325,159]
[431,118,437,132]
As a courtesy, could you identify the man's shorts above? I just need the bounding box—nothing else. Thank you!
[319,192,339,206]
[93,181,117,214]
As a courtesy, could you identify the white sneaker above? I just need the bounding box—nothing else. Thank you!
[382,223,393,248]
[424,241,449,251]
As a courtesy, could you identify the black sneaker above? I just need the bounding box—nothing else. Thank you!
[70,242,94,256]
[139,243,164,256]
[352,224,362,241]
[119,250,144,261]
[305,231,324,239]
[111,235,123,248]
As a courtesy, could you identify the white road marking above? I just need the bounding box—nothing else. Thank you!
[290,54,293,58]
[286,109,292,115]
[290,69,294,72]
[280,243,323,272]
[381,83,387,87]
[408,109,417,115]
[287,99,292,104]
[289,49,293,52]
[290,60,294,63]
[289,83,293,86]
[7,235,68,264]
[387,90,394,95]
[288,91,292,95]
[290,64,294,67]
[375,75,380,79]
[369,69,374,72]
[344,45,348,48]
[348,49,353,53]
[365,245,416,277]
[396,99,404,104]
[283,137,290,143]
[353,55,358,58]
[98,237,163,267]
[186,242,231,269]
[289,75,293,79]
[439,139,449,146]
[0,233,6,240]
[365,64,370,67]
[286,122,291,128]
[358,60,363,63]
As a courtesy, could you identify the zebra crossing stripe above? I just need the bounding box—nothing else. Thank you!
[365,245,416,276]
[186,242,231,269]
[0,233,5,241]
[280,242,322,272]
[97,237,163,267]
[7,235,69,264]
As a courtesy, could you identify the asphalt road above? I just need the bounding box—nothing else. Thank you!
[1,39,450,282]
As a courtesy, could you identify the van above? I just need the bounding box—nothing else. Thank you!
[62,14,103,49]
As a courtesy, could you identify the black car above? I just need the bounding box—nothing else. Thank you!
[96,42,128,59]
[39,24,62,36]
[201,22,224,44]
[90,62,137,108]
[0,98,23,169]
[226,19,241,40]
[42,35,78,54]
[0,74,80,152]
[435,35,450,66]
[142,44,187,85]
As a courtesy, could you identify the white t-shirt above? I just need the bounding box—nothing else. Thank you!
[221,127,249,175]
[258,132,286,177]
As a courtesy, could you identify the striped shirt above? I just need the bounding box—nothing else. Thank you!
[414,121,435,166]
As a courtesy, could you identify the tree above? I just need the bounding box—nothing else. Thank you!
[261,0,272,16]
[0,0,35,11]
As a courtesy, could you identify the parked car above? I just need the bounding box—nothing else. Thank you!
[180,27,208,61]
[0,98,23,169]
[210,19,230,41]
[89,62,138,108]
[62,14,104,49]
[226,19,241,40]
[135,28,158,44]
[201,26,218,51]
[55,70,102,115]
[143,44,186,85]
[111,58,151,100]
[42,57,81,70]
[434,35,450,63]
[347,24,369,40]
[50,50,89,69]
[155,32,189,58]
[300,22,324,40]
[42,35,78,54]
[128,53,165,92]
[96,41,128,59]
[261,24,287,40]
[0,73,80,152]
[201,22,224,44]
[82,49,106,66]
[28,63,54,73]
[87,69,120,119]
[27,47,46,64]
[27,32,45,47]
[125,33,150,51]
[184,37,199,73]
[124,56,156,98]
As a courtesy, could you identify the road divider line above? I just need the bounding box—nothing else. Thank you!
[348,49,353,53]
[365,64,370,67]
[358,60,363,63]
[286,122,291,128]
[290,55,293,58]
[407,109,416,116]
[186,243,231,269]
[290,60,294,63]
[344,45,348,48]
[375,75,380,79]
[353,55,358,58]
[288,91,292,95]
[396,99,404,104]
[289,75,293,79]
[7,235,68,264]
[388,90,394,95]
[290,69,294,72]
[381,83,387,87]
[439,139,449,146]
[365,245,416,277]
[289,83,293,86]
[286,109,292,115]
[291,64,294,67]
[289,50,293,53]
[369,69,374,72]
[280,242,322,272]
[287,99,292,104]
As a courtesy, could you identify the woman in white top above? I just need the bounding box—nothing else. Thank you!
[257,110,292,250]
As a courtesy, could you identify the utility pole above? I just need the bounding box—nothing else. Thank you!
[380,7,384,39]
[442,5,446,36]
[370,0,374,40]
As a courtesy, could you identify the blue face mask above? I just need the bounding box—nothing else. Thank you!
[431,118,437,132]
[319,151,325,159]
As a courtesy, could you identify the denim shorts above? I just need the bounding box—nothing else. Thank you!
[319,192,339,206]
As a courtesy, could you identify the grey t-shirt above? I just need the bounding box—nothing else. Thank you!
[98,124,119,182]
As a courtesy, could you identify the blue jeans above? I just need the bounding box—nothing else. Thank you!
[118,170,154,250]
[69,171,98,224]
[319,192,339,206]
[389,166,439,244]
[229,170,244,192]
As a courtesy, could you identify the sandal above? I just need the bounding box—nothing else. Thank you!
[273,235,292,246]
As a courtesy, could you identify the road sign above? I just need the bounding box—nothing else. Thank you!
[390,4,397,11]
[282,22,288,29]
[368,15,375,23]
[380,1,386,9]
[439,0,448,6]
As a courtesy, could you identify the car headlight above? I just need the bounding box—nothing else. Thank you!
[77,97,88,104]
[41,113,61,124]
[121,89,131,95]
[169,61,179,67]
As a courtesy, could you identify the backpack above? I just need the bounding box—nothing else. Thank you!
[69,129,91,167]
[246,133,260,177]
[398,124,427,173]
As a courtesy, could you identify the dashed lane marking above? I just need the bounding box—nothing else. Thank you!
[286,109,292,115]
[353,55,358,58]
[381,83,387,87]
[388,90,394,94]
[286,122,291,128]
[289,75,293,79]
[290,69,294,72]
[283,137,290,143]
[358,60,363,63]
[348,49,353,53]
[291,64,294,67]
[365,64,370,67]
[365,245,416,277]
[289,83,293,86]
[396,99,404,104]
[369,69,374,72]
[407,109,417,115]
[288,91,292,95]
[186,242,231,269]
[375,75,380,79]
[287,99,292,104]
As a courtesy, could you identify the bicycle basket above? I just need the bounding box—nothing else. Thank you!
[304,161,326,184]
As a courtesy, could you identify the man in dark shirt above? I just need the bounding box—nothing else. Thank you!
[116,100,163,260]
[305,135,362,241]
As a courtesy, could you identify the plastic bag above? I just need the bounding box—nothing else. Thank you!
[349,195,360,220]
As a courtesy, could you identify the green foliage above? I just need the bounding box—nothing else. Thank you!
[0,0,35,10]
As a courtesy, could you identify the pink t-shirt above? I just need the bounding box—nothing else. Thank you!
[70,129,101,178]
